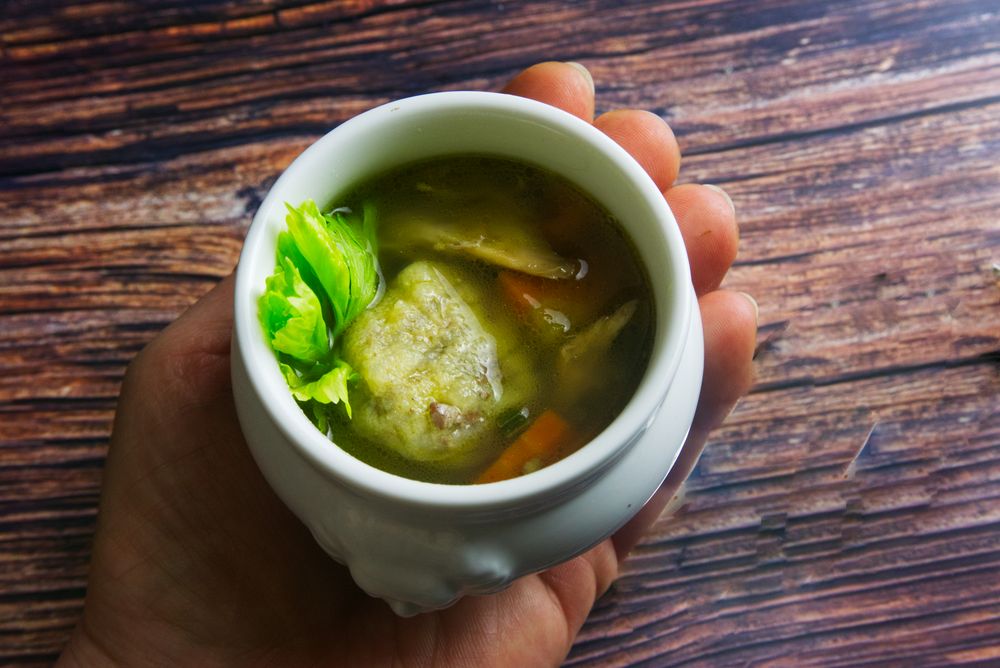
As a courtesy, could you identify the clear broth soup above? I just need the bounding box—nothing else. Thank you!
[282,155,654,484]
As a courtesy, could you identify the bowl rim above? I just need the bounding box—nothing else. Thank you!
[233,90,694,512]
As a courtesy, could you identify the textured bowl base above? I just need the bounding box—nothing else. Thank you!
[234,297,702,615]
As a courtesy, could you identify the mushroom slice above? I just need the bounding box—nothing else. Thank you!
[556,300,638,403]
[384,212,579,279]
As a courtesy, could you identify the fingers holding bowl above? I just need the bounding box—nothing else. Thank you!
[667,183,739,296]
[593,109,681,192]
[611,288,758,561]
[695,289,758,432]
[588,109,736,291]
[501,61,595,123]
[502,64,682,192]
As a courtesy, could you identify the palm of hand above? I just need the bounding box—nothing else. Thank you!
[82,310,600,665]
[61,63,756,668]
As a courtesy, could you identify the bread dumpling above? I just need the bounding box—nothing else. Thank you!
[342,261,533,464]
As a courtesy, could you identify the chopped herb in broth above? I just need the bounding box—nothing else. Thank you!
[259,155,654,484]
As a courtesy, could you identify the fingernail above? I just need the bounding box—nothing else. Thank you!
[739,292,759,324]
[704,184,735,215]
[565,61,594,94]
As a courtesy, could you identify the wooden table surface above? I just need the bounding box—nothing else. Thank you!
[3,1,999,665]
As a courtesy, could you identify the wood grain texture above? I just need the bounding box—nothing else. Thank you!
[1,0,998,665]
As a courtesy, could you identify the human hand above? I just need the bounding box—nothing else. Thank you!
[58,62,756,667]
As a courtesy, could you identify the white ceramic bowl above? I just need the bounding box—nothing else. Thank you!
[232,91,703,615]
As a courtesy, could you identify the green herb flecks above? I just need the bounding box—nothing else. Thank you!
[497,406,531,439]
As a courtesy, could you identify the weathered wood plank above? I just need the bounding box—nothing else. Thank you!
[2,1,998,174]
[692,98,1000,387]
[568,366,1000,666]
[2,0,999,665]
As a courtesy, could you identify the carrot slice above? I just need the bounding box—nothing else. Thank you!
[476,410,573,484]
[497,270,541,319]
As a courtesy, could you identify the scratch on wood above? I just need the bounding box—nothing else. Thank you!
[844,421,879,480]
[753,319,789,362]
